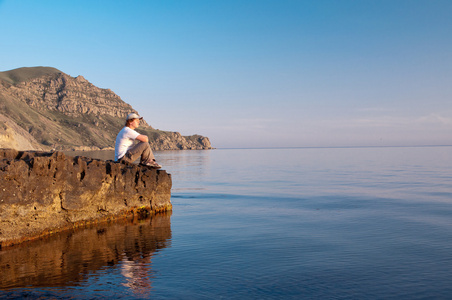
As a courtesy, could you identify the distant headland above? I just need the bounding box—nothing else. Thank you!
[0,66,212,151]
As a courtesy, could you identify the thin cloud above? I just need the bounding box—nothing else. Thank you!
[418,113,452,125]
[334,113,452,128]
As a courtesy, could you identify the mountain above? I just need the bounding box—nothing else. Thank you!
[0,67,212,151]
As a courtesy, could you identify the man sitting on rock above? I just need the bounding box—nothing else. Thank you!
[115,113,161,169]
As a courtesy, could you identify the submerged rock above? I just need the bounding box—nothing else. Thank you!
[0,149,172,248]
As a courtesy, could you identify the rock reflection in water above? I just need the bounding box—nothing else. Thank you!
[0,212,172,296]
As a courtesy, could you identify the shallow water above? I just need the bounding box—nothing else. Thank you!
[1,146,452,299]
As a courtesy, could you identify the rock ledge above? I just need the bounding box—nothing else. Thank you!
[0,149,172,248]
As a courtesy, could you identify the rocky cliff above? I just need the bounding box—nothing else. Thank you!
[0,67,212,151]
[0,149,172,248]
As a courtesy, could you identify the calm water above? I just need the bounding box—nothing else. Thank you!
[1,146,452,299]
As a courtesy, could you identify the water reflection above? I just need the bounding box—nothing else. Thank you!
[0,212,172,296]
[156,150,211,192]
[121,255,152,297]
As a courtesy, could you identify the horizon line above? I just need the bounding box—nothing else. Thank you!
[216,144,452,150]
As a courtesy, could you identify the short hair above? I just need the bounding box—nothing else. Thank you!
[125,118,137,127]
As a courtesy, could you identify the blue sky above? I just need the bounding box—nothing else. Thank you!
[1,0,451,148]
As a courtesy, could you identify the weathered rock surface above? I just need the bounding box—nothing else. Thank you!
[0,66,212,151]
[0,148,172,248]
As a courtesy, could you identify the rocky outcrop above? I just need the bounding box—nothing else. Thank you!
[0,67,212,151]
[9,71,145,122]
[0,67,146,124]
[0,149,172,248]
[150,132,213,150]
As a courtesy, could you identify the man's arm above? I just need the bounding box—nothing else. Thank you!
[135,134,149,143]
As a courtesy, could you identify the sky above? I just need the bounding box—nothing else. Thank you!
[0,0,451,148]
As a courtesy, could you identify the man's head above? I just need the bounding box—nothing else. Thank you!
[125,113,143,127]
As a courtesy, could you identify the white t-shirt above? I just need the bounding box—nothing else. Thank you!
[115,127,140,161]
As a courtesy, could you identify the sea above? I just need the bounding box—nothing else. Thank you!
[1,146,452,299]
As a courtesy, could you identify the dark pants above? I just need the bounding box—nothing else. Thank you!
[119,142,155,164]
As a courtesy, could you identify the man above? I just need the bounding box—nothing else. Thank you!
[115,113,161,169]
